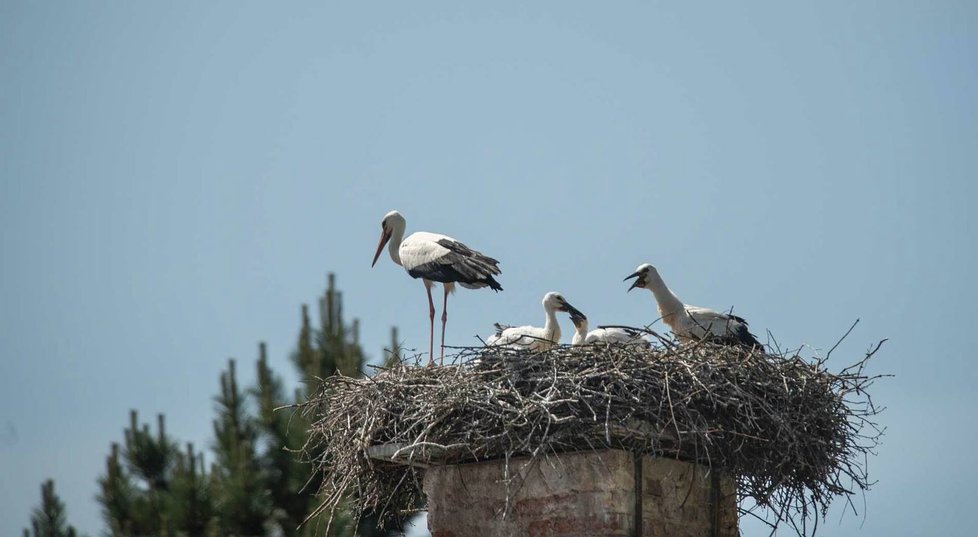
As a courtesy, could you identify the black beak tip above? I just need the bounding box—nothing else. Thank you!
[623,271,641,282]
[565,304,584,319]
[624,271,643,291]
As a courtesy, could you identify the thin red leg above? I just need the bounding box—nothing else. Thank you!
[425,283,435,367]
[440,286,449,364]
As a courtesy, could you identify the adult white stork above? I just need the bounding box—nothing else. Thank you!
[623,263,762,348]
[372,210,502,365]
[568,310,651,347]
[485,292,583,352]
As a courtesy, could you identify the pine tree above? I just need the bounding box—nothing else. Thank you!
[253,342,309,536]
[291,274,363,390]
[25,479,80,537]
[166,443,215,537]
[286,275,370,535]
[384,326,403,369]
[85,272,406,536]
[211,359,270,536]
[313,274,366,380]
[293,304,318,389]
[288,274,403,536]
[124,412,176,493]
[97,413,220,535]
[96,443,138,536]
[95,411,180,536]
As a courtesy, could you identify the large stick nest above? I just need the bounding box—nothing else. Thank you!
[297,337,885,535]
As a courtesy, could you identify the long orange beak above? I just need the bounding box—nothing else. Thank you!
[371,229,392,267]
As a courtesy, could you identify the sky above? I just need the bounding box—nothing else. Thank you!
[1,1,976,535]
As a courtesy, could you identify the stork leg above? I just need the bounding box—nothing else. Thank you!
[440,285,449,365]
[424,281,435,367]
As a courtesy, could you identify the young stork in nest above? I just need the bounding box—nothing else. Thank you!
[486,292,583,352]
[624,263,761,348]
[372,210,502,366]
[568,309,651,348]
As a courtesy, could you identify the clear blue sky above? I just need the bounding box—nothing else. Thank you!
[1,1,975,535]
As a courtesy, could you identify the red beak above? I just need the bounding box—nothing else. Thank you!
[371,229,392,267]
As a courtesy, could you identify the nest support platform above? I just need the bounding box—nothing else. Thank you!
[412,448,737,537]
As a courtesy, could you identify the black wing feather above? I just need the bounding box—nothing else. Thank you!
[723,310,760,348]
[407,239,503,291]
[732,322,762,348]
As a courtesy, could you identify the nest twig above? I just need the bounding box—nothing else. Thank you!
[296,337,886,536]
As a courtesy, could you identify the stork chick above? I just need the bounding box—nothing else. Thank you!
[624,263,761,348]
[568,310,650,347]
[486,292,583,352]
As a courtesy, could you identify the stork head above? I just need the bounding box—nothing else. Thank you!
[543,292,585,320]
[569,309,588,331]
[623,263,657,292]
[570,311,589,345]
[372,210,406,267]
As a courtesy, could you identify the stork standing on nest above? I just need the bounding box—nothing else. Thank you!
[568,309,651,347]
[372,210,502,365]
[624,263,761,347]
[486,292,583,352]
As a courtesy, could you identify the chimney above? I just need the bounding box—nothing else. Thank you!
[421,450,738,537]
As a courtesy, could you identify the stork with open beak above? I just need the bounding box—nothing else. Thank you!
[624,263,761,347]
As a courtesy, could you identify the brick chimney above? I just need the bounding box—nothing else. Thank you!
[422,450,738,537]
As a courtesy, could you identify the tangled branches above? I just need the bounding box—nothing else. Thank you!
[297,338,885,535]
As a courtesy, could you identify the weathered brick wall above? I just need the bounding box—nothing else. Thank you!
[640,456,738,537]
[423,450,738,537]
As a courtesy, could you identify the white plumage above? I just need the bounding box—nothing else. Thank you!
[568,311,650,347]
[486,292,583,352]
[372,210,502,365]
[624,263,761,347]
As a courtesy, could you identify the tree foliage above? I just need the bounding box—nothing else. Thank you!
[24,479,80,537]
[32,273,405,536]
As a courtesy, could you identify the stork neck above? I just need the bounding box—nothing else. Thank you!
[570,317,588,345]
[543,305,561,344]
[571,323,587,345]
[647,272,685,317]
[387,225,405,266]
